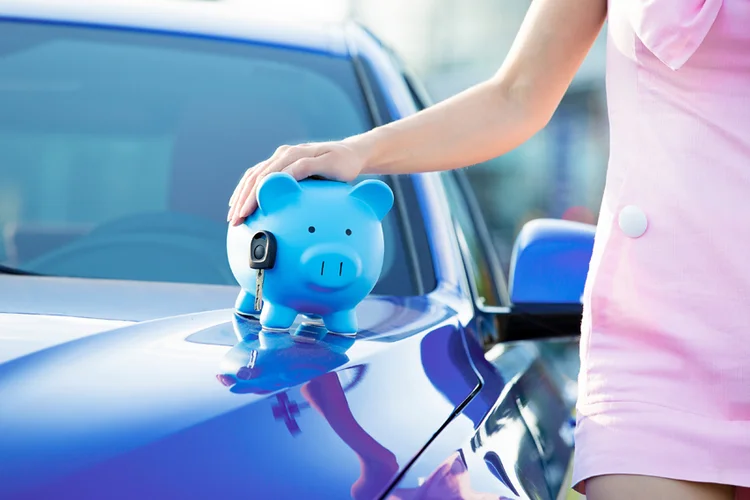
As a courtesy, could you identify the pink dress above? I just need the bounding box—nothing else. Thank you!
[573,0,750,494]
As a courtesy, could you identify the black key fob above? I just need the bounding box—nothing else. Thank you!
[249,231,276,270]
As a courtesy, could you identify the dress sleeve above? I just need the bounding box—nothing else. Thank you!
[625,0,723,70]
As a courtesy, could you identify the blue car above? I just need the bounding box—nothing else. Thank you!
[0,1,597,498]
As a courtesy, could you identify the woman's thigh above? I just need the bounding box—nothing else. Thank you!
[586,474,736,500]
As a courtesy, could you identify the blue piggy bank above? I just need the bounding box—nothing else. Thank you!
[227,172,394,335]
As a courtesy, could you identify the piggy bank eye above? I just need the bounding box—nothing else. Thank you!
[346,229,352,236]
[308,226,316,233]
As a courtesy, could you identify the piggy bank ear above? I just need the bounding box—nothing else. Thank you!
[348,179,394,221]
[257,172,302,214]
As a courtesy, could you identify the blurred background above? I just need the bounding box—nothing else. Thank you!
[219,0,610,269]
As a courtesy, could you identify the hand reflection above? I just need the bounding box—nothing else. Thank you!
[301,371,399,500]
[296,355,504,500]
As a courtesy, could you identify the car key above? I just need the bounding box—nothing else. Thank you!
[254,271,264,312]
[249,230,277,311]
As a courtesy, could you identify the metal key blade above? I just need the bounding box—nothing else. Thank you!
[254,269,264,311]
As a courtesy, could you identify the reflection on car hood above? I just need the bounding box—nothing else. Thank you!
[0,287,482,499]
[0,313,133,364]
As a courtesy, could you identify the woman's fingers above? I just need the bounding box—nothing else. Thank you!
[227,144,290,222]
[227,162,262,221]
[227,141,364,226]
[283,155,321,181]
[229,167,262,224]
[228,170,246,207]
[230,145,315,225]
[227,171,248,220]
[228,168,251,209]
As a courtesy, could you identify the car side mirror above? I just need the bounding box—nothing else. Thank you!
[509,218,595,309]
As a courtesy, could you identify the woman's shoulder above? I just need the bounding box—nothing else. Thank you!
[607,0,750,72]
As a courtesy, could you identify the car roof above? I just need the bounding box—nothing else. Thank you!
[0,0,351,57]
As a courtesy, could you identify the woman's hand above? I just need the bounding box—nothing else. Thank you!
[227,139,367,225]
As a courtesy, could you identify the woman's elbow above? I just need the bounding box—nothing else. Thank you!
[489,76,557,142]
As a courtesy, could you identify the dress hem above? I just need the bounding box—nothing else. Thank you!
[572,400,750,495]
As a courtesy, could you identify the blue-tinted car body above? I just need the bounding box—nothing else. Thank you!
[0,1,592,498]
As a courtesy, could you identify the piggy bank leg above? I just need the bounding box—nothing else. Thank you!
[260,303,297,331]
[324,309,358,337]
[234,290,258,317]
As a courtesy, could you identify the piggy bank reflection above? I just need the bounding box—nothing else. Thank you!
[227,172,394,335]
[217,318,357,394]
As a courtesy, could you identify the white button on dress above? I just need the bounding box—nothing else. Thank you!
[618,205,648,238]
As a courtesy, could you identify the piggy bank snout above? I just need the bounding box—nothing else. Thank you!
[300,245,363,290]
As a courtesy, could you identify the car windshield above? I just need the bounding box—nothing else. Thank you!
[0,19,418,296]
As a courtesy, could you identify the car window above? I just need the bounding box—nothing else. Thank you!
[394,63,505,305]
[0,19,419,295]
[440,171,505,308]
[401,70,432,111]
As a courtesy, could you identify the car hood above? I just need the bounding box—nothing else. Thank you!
[0,281,481,500]
[0,274,242,321]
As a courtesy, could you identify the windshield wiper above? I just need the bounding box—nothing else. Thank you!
[0,264,42,276]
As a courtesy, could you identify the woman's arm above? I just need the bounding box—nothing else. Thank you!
[357,0,607,174]
[229,0,607,224]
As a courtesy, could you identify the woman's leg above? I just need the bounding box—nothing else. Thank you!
[586,475,736,500]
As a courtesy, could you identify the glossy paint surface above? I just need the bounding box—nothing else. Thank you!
[0,274,241,321]
[0,296,483,499]
[509,219,595,305]
[0,313,132,364]
[386,337,580,500]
